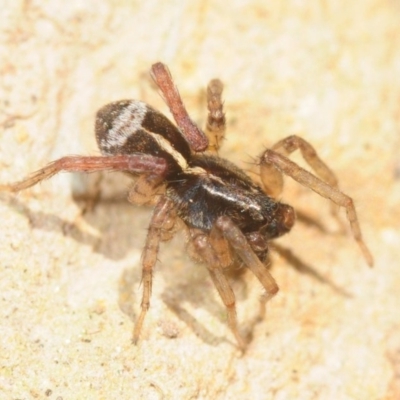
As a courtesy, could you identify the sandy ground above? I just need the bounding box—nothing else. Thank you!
[1,1,400,399]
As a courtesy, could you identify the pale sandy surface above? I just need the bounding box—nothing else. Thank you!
[1,1,399,399]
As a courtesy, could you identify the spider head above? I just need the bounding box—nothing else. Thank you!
[264,203,296,240]
[245,203,295,258]
[248,202,295,243]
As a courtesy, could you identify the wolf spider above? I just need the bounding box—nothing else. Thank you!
[0,62,373,349]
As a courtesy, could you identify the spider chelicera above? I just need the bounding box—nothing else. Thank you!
[1,62,373,349]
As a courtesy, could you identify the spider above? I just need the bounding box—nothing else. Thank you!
[1,62,373,349]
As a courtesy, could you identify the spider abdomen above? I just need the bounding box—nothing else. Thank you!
[95,100,191,175]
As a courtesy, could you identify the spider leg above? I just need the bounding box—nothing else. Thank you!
[191,229,245,350]
[261,149,374,267]
[272,135,338,186]
[0,154,167,192]
[261,134,346,234]
[128,173,165,205]
[151,62,209,152]
[204,79,226,154]
[128,174,179,240]
[133,196,175,344]
[260,135,338,199]
[215,216,279,302]
[209,222,232,268]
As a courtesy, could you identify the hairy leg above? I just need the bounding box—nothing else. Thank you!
[0,154,167,192]
[128,174,165,205]
[209,223,232,268]
[260,135,338,198]
[132,196,175,344]
[215,216,279,301]
[261,149,373,266]
[204,79,226,153]
[191,229,245,349]
[151,62,208,152]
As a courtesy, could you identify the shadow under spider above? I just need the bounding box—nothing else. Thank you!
[2,188,352,347]
[166,246,352,345]
[117,232,352,348]
[160,272,269,348]
[117,256,236,347]
[0,185,152,262]
[272,243,353,298]
[295,209,330,233]
[1,194,101,247]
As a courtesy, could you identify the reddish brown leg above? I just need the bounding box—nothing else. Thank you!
[0,154,167,193]
[261,149,374,267]
[151,62,209,152]
[191,230,245,350]
[204,79,226,153]
[133,196,175,344]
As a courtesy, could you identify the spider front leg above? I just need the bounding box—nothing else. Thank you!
[151,62,209,152]
[0,154,167,192]
[132,196,175,344]
[260,149,374,266]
